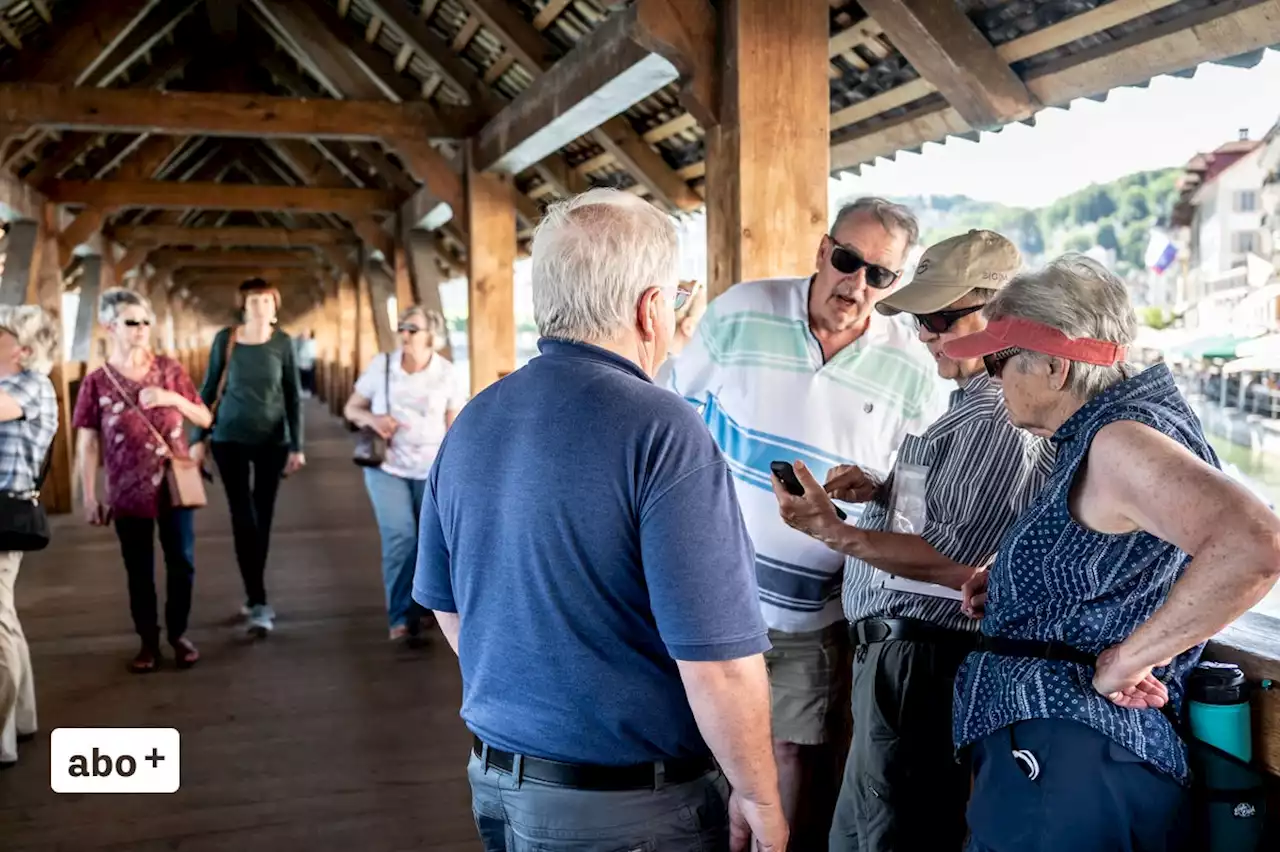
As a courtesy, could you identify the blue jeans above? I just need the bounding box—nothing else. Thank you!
[362,467,427,629]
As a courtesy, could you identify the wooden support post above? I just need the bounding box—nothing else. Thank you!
[704,0,828,299]
[465,148,515,395]
[30,204,73,514]
[0,220,43,306]
[71,255,102,362]
[365,261,397,355]
[401,228,453,360]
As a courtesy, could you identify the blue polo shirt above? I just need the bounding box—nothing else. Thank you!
[414,338,769,765]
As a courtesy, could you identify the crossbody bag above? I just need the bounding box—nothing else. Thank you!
[353,352,392,467]
[103,365,207,510]
[0,444,52,551]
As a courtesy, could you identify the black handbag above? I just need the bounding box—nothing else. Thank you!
[353,353,391,468]
[0,448,52,551]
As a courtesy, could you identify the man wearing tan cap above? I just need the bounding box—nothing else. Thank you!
[770,230,1056,852]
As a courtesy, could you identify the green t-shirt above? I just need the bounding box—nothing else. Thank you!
[195,327,304,451]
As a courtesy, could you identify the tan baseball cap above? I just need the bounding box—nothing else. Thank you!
[876,230,1022,316]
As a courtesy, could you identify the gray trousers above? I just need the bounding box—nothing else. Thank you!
[467,751,731,851]
[829,637,971,852]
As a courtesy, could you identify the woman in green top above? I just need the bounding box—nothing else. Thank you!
[190,279,305,637]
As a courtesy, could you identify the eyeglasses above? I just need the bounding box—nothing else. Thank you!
[673,285,694,312]
[397,324,425,334]
[983,347,1021,378]
[122,319,152,328]
[913,304,986,334]
[827,237,901,290]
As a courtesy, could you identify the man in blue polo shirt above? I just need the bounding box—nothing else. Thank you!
[414,189,786,852]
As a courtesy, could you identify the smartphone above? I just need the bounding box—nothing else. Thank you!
[770,461,847,521]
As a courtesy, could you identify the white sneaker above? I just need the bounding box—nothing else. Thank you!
[246,604,275,636]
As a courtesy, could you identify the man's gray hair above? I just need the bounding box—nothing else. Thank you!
[0,304,59,376]
[989,253,1137,401]
[531,188,679,342]
[98,287,154,326]
[398,304,449,352]
[831,197,919,249]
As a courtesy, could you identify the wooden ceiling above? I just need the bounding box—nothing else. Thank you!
[0,0,1275,322]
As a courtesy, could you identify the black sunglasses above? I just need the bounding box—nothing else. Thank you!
[122,318,152,328]
[912,304,986,334]
[827,238,901,290]
[983,347,1021,378]
[397,324,425,334]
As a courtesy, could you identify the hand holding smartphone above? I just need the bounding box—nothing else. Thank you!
[770,461,847,521]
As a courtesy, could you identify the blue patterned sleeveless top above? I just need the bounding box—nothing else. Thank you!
[952,364,1218,784]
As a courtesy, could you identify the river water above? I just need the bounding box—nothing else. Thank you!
[1207,436,1280,618]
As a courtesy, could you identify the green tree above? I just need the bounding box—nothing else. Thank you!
[1140,306,1174,330]
[1064,232,1094,253]
[1097,221,1119,251]
[1122,221,1150,267]
[1119,188,1150,224]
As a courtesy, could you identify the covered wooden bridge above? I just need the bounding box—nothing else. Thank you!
[0,0,1278,847]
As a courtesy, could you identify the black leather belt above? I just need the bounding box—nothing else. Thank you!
[851,616,979,649]
[975,635,1096,666]
[471,736,716,791]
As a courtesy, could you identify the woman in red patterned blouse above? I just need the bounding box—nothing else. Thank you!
[73,289,212,673]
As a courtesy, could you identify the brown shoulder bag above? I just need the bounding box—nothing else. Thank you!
[103,365,208,510]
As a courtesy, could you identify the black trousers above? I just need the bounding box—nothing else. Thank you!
[212,442,289,607]
[830,636,972,852]
[114,506,196,645]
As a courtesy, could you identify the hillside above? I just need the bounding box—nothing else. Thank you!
[880,168,1180,274]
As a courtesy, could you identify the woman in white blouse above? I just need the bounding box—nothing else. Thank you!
[345,306,463,643]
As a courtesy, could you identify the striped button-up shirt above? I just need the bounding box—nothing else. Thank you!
[664,277,951,633]
[0,370,58,495]
[843,372,1055,632]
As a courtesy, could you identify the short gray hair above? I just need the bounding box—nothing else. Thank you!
[398,304,448,352]
[831,197,919,249]
[0,304,59,376]
[989,254,1137,401]
[98,287,154,326]
[531,188,679,342]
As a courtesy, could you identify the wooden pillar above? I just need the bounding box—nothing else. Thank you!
[334,271,357,416]
[70,255,102,362]
[366,261,397,355]
[465,146,516,394]
[0,220,43,306]
[704,0,829,299]
[402,228,453,360]
[31,203,73,514]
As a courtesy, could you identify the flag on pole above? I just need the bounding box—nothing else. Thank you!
[1144,228,1177,274]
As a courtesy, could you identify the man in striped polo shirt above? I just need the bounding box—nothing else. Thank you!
[773,231,1056,852]
[664,198,948,837]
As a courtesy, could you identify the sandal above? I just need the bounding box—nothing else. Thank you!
[128,644,160,674]
[171,637,200,670]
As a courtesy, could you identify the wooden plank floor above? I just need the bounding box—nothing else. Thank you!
[0,401,477,851]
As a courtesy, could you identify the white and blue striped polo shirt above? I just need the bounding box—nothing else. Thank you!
[664,277,950,633]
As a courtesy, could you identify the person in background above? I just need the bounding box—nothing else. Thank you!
[295,330,317,397]
[654,280,706,386]
[664,197,948,838]
[344,306,463,644]
[74,289,211,673]
[0,306,57,769]
[769,231,1054,851]
[190,278,305,638]
[943,255,1280,852]
[414,189,786,851]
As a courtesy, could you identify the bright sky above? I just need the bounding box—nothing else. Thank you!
[833,49,1280,209]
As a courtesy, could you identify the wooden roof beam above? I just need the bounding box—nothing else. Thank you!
[45,181,399,214]
[458,0,552,72]
[2,0,160,84]
[856,0,1037,129]
[150,248,322,269]
[111,225,358,248]
[0,83,456,141]
[80,0,204,89]
[474,0,716,176]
